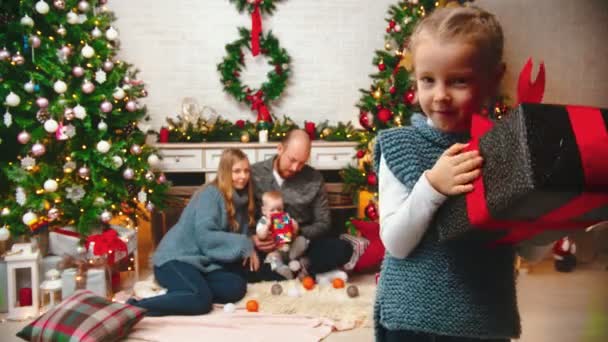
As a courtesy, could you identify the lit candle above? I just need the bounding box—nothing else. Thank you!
[258,129,268,143]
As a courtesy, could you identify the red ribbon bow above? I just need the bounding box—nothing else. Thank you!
[251,0,262,57]
[247,90,272,123]
[85,229,128,265]
[516,57,545,106]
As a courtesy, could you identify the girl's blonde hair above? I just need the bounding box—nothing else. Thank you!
[197,148,255,232]
[409,6,504,72]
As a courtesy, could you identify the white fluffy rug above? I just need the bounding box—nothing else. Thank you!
[234,278,376,331]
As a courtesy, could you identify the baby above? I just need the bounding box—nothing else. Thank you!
[256,191,309,279]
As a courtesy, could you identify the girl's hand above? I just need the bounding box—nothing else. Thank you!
[243,250,260,271]
[425,143,483,196]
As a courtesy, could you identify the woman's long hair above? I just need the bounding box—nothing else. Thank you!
[197,148,255,232]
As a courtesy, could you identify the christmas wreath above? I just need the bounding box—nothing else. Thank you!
[217,27,291,124]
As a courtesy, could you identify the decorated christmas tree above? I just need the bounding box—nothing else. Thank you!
[342,0,510,200]
[0,0,169,239]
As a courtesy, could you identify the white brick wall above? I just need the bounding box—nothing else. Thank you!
[111,0,608,131]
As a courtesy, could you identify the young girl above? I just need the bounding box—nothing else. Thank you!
[128,148,259,316]
[374,6,549,341]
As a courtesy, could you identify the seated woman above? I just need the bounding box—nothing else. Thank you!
[128,148,259,316]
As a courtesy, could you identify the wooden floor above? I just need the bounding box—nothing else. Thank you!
[1,221,607,341]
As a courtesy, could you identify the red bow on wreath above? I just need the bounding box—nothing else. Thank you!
[247,90,273,123]
[251,0,263,56]
[85,229,128,266]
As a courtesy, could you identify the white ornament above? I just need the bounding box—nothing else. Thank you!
[105,27,119,40]
[16,187,26,206]
[4,110,13,127]
[73,104,86,119]
[53,80,68,93]
[287,286,301,297]
[112,87,125,100]
[35,1,50,14]
[91,26,102,38]
[138,190,147,203]
[22,211,37,225]
[20,156,36,169]
[24,81,36,93]
[78,0,90,12]
[394,24,401,32]
[123,168,135,180]
[223,303,236,313]
[100,210,112,223]
[95,69,107,84]
[81,44,94,58]
[97,120,108,131]
[0,226,10,241]
[1,207,10,216]
[44,119,59,133]
[147,154,160,168]
[57,25,67,36]
[67,12,79,24]
[5,92,20,106]
[112,156,123,168]
[78,14,87,24]
[96,140,111,153]
[44,179,58,192]
[20,15,34,27]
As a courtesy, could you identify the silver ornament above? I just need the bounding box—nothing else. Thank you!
[77,1,90,12]
[271,283,283,295]
[100,210,112,223]
[24,80,36,93]
[91,27,102,38]
[0,48,10,60]
[97,120,108,131]
[130,144,142,155]
[123,168,135,180]
[103,60,114,72]
[78,166,90,178]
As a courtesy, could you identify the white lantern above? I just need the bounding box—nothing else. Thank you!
[6,243,41,320]
[40,269,62,312]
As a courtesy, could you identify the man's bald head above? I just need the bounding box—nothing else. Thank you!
[275,129,311,179]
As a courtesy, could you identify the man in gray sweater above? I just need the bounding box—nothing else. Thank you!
[248,129,355,282]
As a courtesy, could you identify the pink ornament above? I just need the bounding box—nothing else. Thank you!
[82,80,95,94]
[146,202,155,212]
[77,0,90,12]
[0,48,10,60]
[12,54,25,65]
[56,122,69,140]
[130,144,142,155]
[32,142,46,157]
[60,45,71,56]
[100,100,113,113]
[48,207,60,221]
[78,166,90,178]
[30,36,41,48]
[72,66,85,77]
[98,0,107,4]
[157,173,167,184]
[36,97,49,108]
[18,131,31,144]
[103,60,114,72]
[64,107,75,120]
[123,168,135,180]
[53,0,65,10]
[125,101,137,112]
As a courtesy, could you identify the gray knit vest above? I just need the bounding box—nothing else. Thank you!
[373,114,521,340]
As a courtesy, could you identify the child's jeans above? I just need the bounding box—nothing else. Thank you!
[131,260,247,316]
[378,324,510,342]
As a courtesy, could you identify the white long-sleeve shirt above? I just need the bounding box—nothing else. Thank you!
[378,133,552,261]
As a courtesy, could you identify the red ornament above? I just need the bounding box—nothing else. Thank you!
[359,111,373,129]
[404,90,416,105]
[377,108,392,123]
[235,119,245,128]
[367,172,378,186]
[365,201,379,221]
[304,121,316,140]
[159,127,169,143]
[389,86,396,94]
[389,20,396,28]
[274,65,282,74]
[356,150,365,159]
[378,63,386,72]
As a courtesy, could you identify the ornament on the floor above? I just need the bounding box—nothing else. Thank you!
[301,276,315,291]
[270,283,283,295]
[245,299,259,312]
[5,92,20,107]
[332,278,345,289]
[553,237,577,272]
[346,285,359,298]
[287,285,301,297]
[223,303,236,313]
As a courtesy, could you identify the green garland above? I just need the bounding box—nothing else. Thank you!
[228,0,284,15]
[218,27,290,105]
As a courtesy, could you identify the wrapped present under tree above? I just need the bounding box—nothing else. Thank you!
[435,103,608,244]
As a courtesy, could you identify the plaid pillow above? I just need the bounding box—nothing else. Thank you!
[17,290,146,342]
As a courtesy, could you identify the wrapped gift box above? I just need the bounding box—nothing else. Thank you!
[61,268,108,299]
[49,225,136,262]
[435,103,608,244]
